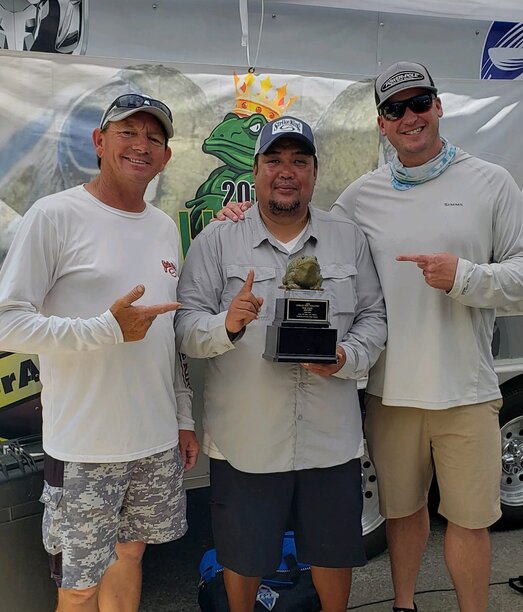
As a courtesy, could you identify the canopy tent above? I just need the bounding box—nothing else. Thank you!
[272,0,523,23]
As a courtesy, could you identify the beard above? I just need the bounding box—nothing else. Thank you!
[268,199,301,215]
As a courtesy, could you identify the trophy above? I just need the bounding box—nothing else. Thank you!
[263,256,338,363]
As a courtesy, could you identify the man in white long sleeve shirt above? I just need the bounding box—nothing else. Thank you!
[0,94,199,612]
[332,62,523,612]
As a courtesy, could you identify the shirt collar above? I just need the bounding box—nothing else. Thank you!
[249,204,318,250]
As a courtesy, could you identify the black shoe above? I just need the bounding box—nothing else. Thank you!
[393,604,417,612]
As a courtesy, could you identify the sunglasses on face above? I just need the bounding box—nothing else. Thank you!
[378,93,435,121]
[101,94,173,124]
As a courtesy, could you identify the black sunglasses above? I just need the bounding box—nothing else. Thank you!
[101,94,173,125]
[379,93,435,121]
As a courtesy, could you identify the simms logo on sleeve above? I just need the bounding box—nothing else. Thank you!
[381,71,425,92]
[271,117,304,134]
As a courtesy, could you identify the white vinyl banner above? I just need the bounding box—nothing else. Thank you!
[0,51,522,262]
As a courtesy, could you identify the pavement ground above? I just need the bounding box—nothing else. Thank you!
[140,488,523,612]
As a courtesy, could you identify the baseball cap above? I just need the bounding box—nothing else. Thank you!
[374,62,437,108]
[254,116,316,156]
[100,93,174,139]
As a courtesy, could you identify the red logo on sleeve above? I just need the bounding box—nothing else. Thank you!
[162,260,178,277]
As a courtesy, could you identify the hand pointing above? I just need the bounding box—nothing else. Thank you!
[225,270,264,334]
[396,252,458,292]
[110,285,181,342]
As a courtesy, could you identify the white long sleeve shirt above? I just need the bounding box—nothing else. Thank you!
[0,185,193,462]
[332,150,523,409]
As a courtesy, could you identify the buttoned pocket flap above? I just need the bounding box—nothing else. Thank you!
[225,265,276,282]
[321,264,358,280]
[321,264,358,314]
[39,481,63,509]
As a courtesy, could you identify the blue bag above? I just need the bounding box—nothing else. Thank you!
[198,531,321,611]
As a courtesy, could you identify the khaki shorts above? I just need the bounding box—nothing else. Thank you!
[364,395,502,529]
[40,446,187,590]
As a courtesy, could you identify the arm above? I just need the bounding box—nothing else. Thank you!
[303,227,387,380]
[173,346,199,471]
[0,205,122,353]
[175,230,262,358]
[335,227,387,380]
[175,230,234,358]
[397,172,523,309]
[447,175,523,308]
[0,206,180,354]
[213,201,252,222]
[305,185,385,378]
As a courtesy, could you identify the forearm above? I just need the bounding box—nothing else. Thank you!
[448,257,523,308]
[334,311,387,380]
[334,228,387,379]
[175,310,235,358]
[174,349,195,431]
[0,303,123,354]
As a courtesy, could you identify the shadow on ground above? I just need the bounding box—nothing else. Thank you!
[141,487,213,612]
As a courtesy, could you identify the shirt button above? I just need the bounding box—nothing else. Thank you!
[298,383,305,389]
[297,414,303,421]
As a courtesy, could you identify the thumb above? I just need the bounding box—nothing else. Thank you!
[121,284,145,306]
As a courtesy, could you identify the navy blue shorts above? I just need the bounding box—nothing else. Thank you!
[209,458,366,576]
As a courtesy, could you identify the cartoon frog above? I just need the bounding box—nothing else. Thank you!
[185,112,267,236]
[280,256,324,290]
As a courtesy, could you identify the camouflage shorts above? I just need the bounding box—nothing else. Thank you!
[40,446,187,590]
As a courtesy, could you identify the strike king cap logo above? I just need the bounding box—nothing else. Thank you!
[255,115,316,156]
[481,22,523,80]
[271,117,304,134]
[381,71,425,92]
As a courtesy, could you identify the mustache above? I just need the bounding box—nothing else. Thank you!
[274,180,299,189]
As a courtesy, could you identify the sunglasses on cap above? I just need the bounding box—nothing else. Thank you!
[101,94,173,125]
[378,93,435,121]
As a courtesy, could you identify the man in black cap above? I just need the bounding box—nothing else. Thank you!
[333,61,523,612]
[176,116,387,612]
[0,93,199,611]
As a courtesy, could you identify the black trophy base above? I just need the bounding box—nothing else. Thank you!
[263,323,338,364]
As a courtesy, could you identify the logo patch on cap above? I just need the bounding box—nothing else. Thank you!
[381,71,425,92]
[271,117,304,135]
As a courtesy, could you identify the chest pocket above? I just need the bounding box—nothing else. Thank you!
[221,265,276,321]
[321,264,358,316]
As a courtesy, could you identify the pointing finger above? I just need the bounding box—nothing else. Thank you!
[396,254,430,264]
[143,302,181,317]
[241,270,255,293]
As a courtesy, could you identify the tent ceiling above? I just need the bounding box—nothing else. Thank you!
[272,1,523,24]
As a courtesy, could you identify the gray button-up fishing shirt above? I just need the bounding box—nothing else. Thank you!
[175,205,386,473]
